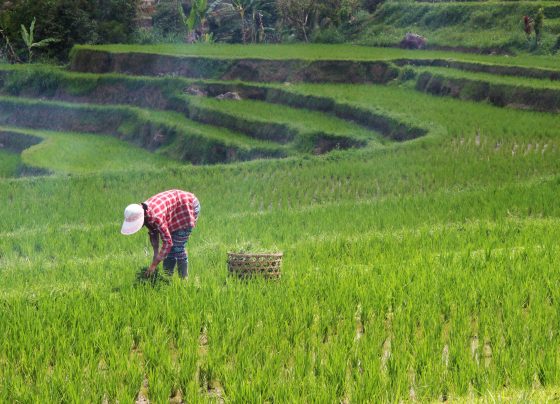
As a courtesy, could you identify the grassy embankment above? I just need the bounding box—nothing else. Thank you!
[0,126,179,175]
[73,43,560,68]
[409,66,560,112]
[0,95,287,164]
[358,1,560,53]
[65,45,560,119]
[0,65,388,160]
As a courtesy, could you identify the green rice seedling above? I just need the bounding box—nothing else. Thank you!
[0,149,21,177]
[3,45,560,401]
[1,126,179,175]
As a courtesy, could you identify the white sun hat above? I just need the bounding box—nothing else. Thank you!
[121,204,145,235]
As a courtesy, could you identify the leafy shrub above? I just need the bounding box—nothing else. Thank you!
[97,21,129,44]
[132,28,186,45]
[554,35,560,53]
[311,27,345,44]
[534,7,544,44]
[152,0,188,38]
[0,0,140,62]
[361,0,384,13]
[398,66,416,82]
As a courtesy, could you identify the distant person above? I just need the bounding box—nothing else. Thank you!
[121,189,200,279]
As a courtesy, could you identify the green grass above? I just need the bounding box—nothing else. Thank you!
[77,42,462,60]
[284,81,560,142]
[359,1,560,54]
[2,149,560,401]
[0,65,386,153]
[1,127,180,175]
[0,149,21,177]
[417,66,560,89]
[189,96,384,145]
[140,108,284,151]
[73,43,560,70]
[0,96,288,164]
[3,47,560,401]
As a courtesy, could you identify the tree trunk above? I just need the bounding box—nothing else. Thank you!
[301,13,309,42]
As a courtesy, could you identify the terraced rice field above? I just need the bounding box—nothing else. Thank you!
[1,44,560,402]
[358,1,560,53]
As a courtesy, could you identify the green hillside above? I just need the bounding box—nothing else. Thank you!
[358,1,560,53]
[1,43,560,402]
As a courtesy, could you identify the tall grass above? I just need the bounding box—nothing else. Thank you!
[1,126,179,175]
[2,47,560,401]
[1,159,560,401]
[0,149,20,177]
[287,81,560,142]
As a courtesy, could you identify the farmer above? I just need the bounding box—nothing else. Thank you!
[121,189,200,278]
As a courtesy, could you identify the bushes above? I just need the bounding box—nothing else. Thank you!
[0,0,140,62]
[0,0,378,52]
[207,0,277,44]
[311,27,345,44]
[152,1,188,39]
[2,67,63,96]
[398,66,416,82]
[2,0,558,55]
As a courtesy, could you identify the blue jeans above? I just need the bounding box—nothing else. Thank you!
[163,200,200,277]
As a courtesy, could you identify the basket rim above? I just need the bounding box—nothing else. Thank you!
[227,252,283,258]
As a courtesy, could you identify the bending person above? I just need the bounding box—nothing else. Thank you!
[121,189,200,278]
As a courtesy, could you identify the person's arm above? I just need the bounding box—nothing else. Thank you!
[146,224,172,276]
[148,230,159,261]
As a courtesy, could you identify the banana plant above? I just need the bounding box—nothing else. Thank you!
[175,0,209,41]
[20,18,58,63]
[186,0,209,33]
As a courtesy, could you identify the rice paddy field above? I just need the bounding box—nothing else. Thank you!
[1,44,560,402]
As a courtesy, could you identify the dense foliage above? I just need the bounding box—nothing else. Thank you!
[2,0,560,61]
[0,0,140,62]
[0,0,376,61]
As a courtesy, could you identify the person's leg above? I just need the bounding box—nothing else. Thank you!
[163,256,176,276]
[180,199,199,279]
[170,229,191,279]
[178,256,188,278]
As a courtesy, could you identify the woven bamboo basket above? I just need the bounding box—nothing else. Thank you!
[227,252,283,279]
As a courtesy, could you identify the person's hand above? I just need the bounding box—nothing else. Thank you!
[145,264,157,277]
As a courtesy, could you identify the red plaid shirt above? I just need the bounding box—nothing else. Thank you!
[144,190,199,261]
